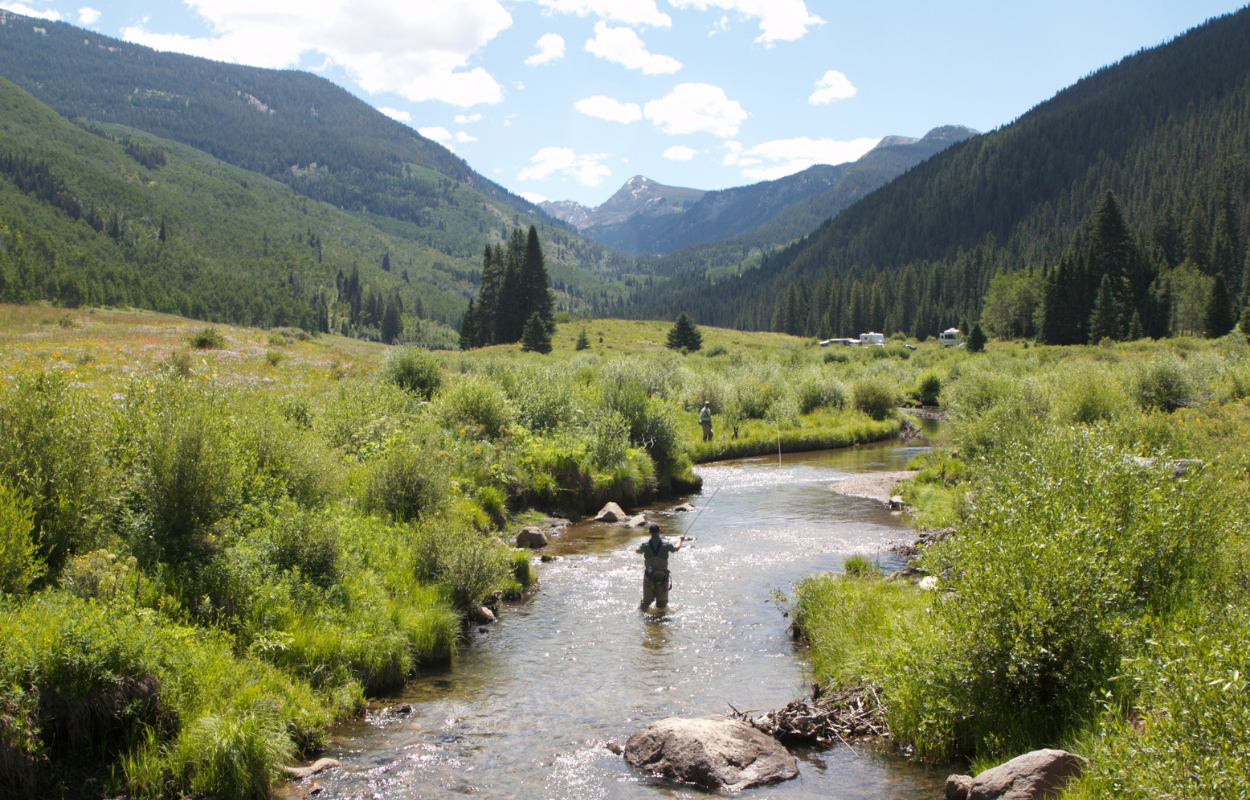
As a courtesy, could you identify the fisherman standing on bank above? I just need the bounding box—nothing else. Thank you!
[698,400,713,442]
[637,523,685,611]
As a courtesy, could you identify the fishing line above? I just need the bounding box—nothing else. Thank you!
[681,482,723,541]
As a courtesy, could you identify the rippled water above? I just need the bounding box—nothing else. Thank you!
[296,435,949,799]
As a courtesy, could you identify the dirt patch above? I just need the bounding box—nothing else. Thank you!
[829,471,917,504]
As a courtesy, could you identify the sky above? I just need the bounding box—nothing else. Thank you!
[2,1,1245,206]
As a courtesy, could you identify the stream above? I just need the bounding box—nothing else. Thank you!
[296,430,949,799]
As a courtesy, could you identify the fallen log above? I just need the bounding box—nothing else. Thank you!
[728,686,889,748]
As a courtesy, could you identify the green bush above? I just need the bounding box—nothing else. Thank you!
[437,374,515,439]
[905,427,1232,759]
[189,327,226,349]
[413,520,510,608]
[0,370,114,574]
[262,503,341,588]
[798,373,847,414]
[915,370,942,406]
[1134,354,1194,412]
[851,376,899,420]
[361,443,445,523]
[0,483,40,594]
[59,549,133,600]
[379,346,442,400]
[139,404,242,565]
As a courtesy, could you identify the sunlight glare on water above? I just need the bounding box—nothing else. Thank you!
[295,436,948,800]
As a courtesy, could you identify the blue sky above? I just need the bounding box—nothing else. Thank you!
[3,0,1245,206]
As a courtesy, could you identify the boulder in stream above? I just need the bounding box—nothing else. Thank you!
[945,749,1088,800]
[671,503,695,513]
[623,716,798,791]
[515,527,549,548]
[625,514,648,527]
[594,502,627,522]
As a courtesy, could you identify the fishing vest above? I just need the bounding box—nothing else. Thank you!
[642,537,672,570]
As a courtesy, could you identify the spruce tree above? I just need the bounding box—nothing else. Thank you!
[460,299,479,351]
[1204,274,1237,338]
[1127,310,1144,341]
[966,323,987,353]
[477,245,503,346]
[575,327,590,351]
[522,226,555,333]
[496,229,528,343]
[381,294,404,344]
[1240,294,1250,338]
[1088,274,1120,343]
[520,311,552,354]
[666,312,703,351]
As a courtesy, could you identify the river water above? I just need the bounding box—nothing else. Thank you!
[298,434,949,799]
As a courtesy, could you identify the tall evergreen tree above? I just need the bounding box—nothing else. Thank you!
[522,226,555,334]
[1088,274,1121,343]
[966,323,987,353]
[666,312,703,351]
[496,229,528,343]
[459,299,479,351]
[575,326,590,351]
[520,311,552,354]
[476,245,503,346]
[381,293,404,344]
[1204,274,1237,338]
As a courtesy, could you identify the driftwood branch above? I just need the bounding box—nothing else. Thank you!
[728,686,889,747]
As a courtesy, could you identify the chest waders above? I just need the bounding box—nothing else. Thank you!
[644,539,672,590]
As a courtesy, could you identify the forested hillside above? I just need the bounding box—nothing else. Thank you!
[0,9,633,311]
[0,76,623,340]
[626,8,1250,338]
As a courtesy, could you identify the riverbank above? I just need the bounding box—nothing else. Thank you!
[792,335,1250,796]
[0,308,962,800]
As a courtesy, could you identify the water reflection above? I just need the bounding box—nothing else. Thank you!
[298,435,948,800]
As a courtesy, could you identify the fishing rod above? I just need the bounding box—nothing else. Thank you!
[680,482,723,542]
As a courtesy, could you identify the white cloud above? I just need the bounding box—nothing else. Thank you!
[644,83,746,137]
[574,95,642,123]
[525,32,565,65]
[518,147,612,186]
[723,136,881,180]
[0,2,61,20]
[379,106,412,122]
[77,6,100,24]
[532,0,670,27]
[455,131,477,142]
[585,22,681,74]
[668,0,822,44]
[520,191,548,203]
[418,126,453,142]
[120,0,512,107]
[663,145,697,161]
[809,70,856,104]
[454,113,482,124]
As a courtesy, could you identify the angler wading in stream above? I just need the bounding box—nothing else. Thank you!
[637,523,686,611]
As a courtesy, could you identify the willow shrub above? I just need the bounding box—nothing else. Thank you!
[378,346,443,400]
[0,482,40,594]
[899,426,1232,760]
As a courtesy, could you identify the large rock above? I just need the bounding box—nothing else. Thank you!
[623,716,798,791]
[625,514,648,527]
[594,502,627,522]
[515,527,548,548]
[945,749,1089,800]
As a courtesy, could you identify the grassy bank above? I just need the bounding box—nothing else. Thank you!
[0,307,950,799]
[791,335,1250,796]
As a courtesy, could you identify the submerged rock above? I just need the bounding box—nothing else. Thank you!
[285,758,341,779]
[671,503,695,512]
[945,749,1088,800]
[593,502,626,522]
[623,716,798,791]
[625,514,648,527]
[515,527,549,548]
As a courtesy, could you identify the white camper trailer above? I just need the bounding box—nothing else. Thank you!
[939,328,962,347]
[859,332,885,347]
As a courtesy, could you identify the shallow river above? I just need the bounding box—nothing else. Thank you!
[301,433,949,799]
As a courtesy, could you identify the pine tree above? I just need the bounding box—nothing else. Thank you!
[966,323,987,353]
[1088,274,1120,343]
[520,311,552,354]
[522,226,555,333]
[158,217,167,243]
[1088,191,1136,335]
[575,327,590,351]
[460,299,479,350]
[381,294,404,344]
[1240,293,1250,338]
[381,252,391,272]
[666,312,703,351]
[1204,274,1237,338]
[477,245,503,346]
[1127,309,1144,341]
[496,229,528,343]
